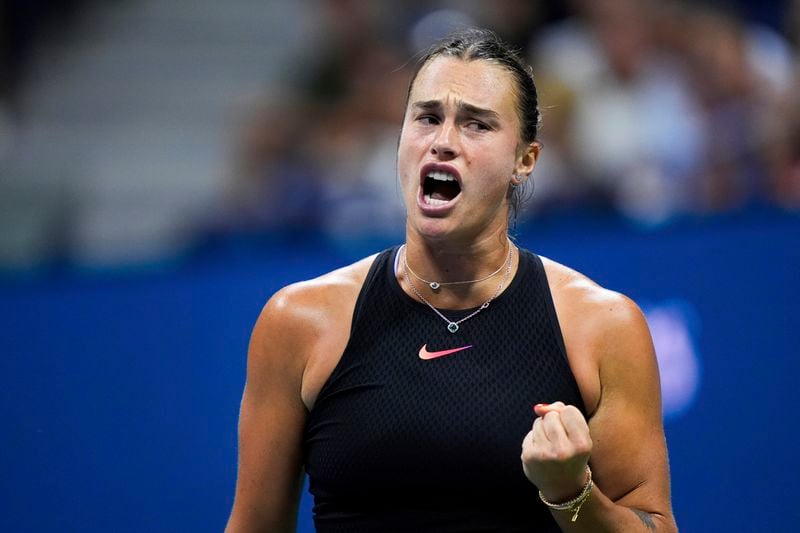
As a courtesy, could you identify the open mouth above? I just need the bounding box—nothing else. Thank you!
[422,170,462,205]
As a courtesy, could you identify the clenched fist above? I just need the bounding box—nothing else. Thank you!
[521,402,593,503]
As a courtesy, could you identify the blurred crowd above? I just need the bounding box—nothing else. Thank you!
[226,0,800,234]
[1,0,799,269]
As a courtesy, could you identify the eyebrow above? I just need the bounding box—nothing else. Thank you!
[411,100,501,121]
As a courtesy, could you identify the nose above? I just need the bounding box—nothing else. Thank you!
[430,122,459,159]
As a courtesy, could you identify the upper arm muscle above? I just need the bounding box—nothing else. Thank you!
[226,258,373,532]
[587,297,672,515]
[226,289,311,532]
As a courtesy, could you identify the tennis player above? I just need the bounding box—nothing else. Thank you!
[226,28,677,532]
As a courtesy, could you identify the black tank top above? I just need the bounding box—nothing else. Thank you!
[303,246,586,532]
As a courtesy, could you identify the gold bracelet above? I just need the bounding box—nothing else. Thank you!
[538,466,594,523]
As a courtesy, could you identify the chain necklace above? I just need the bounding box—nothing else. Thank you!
[401,244,515,333]
[403,238,512,290]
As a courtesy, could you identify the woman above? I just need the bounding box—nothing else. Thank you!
[226,29,677,532]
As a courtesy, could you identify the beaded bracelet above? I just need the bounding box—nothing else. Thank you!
[538,466,594,522]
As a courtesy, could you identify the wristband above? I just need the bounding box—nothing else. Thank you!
[538,466,593,522]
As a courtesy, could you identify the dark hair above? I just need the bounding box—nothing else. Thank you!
[406,28,541,144]
[405,28,541,223]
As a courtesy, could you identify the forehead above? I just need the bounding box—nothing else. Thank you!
[409,57,518,119]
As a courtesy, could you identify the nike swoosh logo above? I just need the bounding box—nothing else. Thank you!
[418,343,473,360]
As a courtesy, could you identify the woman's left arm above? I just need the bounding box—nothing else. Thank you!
[521,294,678,532]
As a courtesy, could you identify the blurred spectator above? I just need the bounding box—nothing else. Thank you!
[3,0,800,269]
[311,43,412,239]
[530,0,705,223]
[525,0,800,222]
[769,75,800,207]
[220,94,323,232]
[681,7,768,210]
[483,0,571,50]
[224,0,417,239]
[683,4,796,210]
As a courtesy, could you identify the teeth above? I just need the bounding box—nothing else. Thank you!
[423,194,449,206]
[426,170,456,182]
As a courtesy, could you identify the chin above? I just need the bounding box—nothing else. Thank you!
[409,215,462,242]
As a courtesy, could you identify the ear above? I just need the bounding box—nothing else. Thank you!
[513,141,542,182]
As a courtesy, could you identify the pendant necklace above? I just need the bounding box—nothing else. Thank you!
[401,244,514,333]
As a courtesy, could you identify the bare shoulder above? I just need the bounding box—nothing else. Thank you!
[248,253,381,410]
[540,255,650,347]
[263,255,377,320]
[539,256,655,414]
[253,253,379,353]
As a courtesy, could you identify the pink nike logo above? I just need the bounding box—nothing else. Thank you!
[418,344,473,360]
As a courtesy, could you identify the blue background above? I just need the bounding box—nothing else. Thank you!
[2,208,799,532]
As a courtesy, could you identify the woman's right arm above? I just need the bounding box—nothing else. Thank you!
[225,287,311,532]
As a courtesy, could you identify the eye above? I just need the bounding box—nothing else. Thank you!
[466,120,491,132]
[416,114,440,126]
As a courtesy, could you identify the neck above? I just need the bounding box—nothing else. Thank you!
[405,225,510,276]
[400,228,518,309]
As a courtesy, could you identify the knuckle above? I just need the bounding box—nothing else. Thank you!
[554,448,572,462]
[578,443,593,456]
[574,437,592,453]
[521,438,532,450]
[547,451,565,463]
[543,411,560,422]
[536,449,552,462]
[546,443,564,460]
[521,448,543,464]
